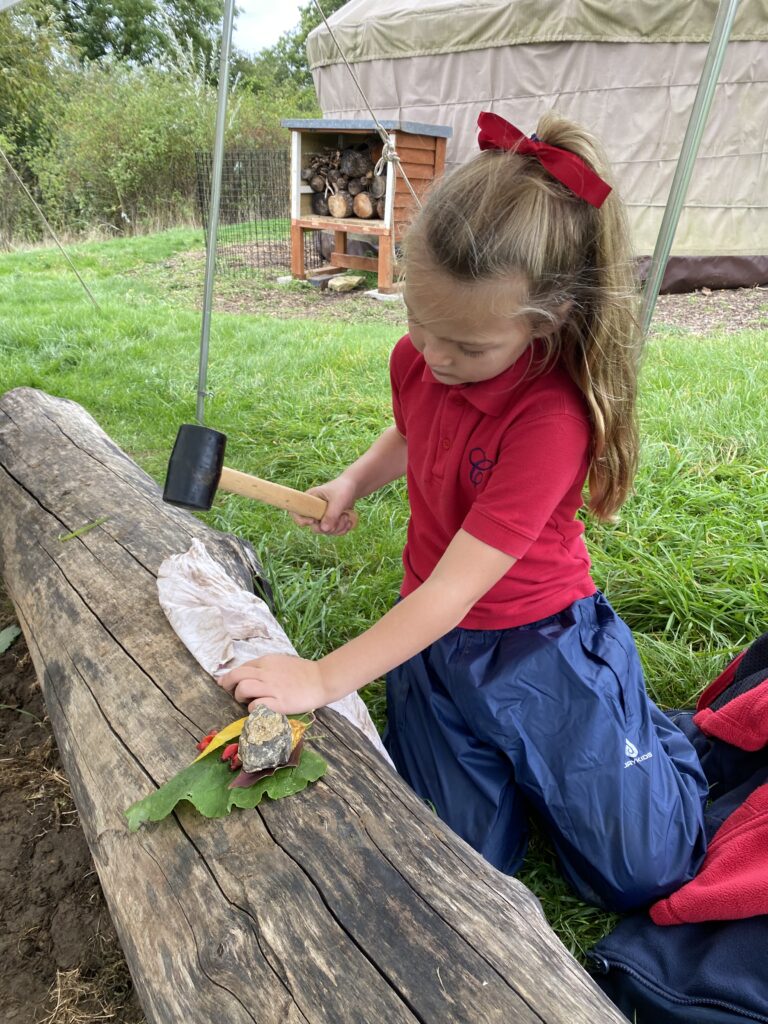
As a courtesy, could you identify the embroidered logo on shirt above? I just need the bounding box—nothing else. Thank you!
[468,447,495,486]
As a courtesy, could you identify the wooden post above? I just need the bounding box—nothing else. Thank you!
[334,230,348,258]
[0,387,627,1024]
[290,221,306,279]
[377,229,396,294]
[434,136,447,177]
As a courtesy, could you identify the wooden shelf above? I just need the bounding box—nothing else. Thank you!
[292,215,390,234]
[284,120,450,294]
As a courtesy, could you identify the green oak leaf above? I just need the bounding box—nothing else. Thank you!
[124,746,327,832]
[0,625,21,654]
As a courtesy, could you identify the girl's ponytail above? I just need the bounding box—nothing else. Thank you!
[533,113,642,520]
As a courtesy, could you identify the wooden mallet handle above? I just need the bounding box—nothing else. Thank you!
[219,467,358,526]
[161,424,358,526]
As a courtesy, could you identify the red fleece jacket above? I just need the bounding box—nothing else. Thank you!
[650,645,768,925]
[650,782,768,924]
[693,651,768,751]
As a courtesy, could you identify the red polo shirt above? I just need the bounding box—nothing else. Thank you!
[390,334,596,629]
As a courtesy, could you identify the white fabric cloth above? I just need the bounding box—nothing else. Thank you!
[157,539,393,765]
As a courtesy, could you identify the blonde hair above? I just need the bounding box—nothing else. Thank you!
[405,112,642,520]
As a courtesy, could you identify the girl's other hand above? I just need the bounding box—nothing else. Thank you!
[217,654,326,716]
[291,477,358,535]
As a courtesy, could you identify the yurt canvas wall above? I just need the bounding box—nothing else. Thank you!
[307,0,768,291]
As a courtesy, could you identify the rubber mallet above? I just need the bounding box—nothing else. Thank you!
[162,424,353,523]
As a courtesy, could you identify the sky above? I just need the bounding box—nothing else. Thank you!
[0,0,307,50]
[233,1,306,55]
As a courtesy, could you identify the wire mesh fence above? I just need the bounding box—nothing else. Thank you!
[195,149,322,276]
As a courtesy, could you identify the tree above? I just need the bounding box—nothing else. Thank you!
[237,0,348,112]
[0,2,73,155]
[0,2,75,243]
[270,0,349,91]
[50,0,224,65]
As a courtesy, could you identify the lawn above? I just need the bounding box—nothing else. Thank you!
[1,227,767,964]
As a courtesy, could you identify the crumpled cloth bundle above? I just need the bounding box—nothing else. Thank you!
[157,539,393,766]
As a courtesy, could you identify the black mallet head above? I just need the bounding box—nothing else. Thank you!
[163,424,227,511]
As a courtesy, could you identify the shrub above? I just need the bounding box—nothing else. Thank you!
[34,65,206,232]
[30,60,303,236]
[0,135,44,248]
[0,3,72,245]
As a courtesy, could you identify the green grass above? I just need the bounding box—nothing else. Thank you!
[2,228,767,960]
[217,217,289,243]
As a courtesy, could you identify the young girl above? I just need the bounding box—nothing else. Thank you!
[220,111,708,912]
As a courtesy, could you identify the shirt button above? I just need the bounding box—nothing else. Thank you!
[441,438,450,450]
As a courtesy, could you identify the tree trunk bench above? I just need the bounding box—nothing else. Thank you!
[0,387,627,1024]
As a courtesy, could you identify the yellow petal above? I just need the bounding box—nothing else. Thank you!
[290,718,309,750]
[193,717,248,762]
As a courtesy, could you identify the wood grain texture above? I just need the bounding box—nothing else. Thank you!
[0,388,627,1024]
[393,134,437,153]
[394,147,436,167]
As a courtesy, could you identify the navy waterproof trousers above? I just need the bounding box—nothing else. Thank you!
[383,592,708,911]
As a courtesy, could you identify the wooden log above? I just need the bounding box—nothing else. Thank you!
[0,387,627,1024]
[327,190,354,218]
[376,196,386,220]
[339,144,373,178]
[347,176,366,197]
[326,169,349,190]
[311,191,330,216]
[309,174,327,193]
[370,174,387,199]
[353,192,376,219]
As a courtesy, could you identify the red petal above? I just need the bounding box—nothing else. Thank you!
[195,729,218,752]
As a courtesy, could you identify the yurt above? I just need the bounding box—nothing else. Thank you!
[307,0,768,291]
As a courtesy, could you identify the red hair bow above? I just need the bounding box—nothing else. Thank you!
[477,111,611,209]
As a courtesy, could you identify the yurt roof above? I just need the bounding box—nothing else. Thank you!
[307,0,768,69]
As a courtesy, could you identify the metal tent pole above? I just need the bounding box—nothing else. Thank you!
[640,0,740,337]
[196,0,236,425]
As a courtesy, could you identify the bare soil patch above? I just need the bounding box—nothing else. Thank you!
[155,249,409,327]
[156,248,768,335]
[0,589,145,1024]
[652,286,768,335]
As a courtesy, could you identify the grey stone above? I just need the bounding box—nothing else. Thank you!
[327,274,365,293]
[238,705,293,772]
[365,288,404,302]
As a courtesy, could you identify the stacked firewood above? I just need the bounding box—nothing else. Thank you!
[302,143,387,219]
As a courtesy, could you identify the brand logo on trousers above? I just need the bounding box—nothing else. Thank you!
[624,737,653,768]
